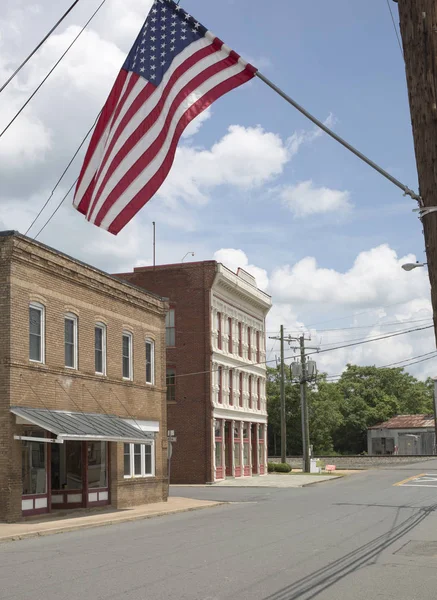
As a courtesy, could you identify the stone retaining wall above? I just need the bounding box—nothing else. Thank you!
[269,455,437,469]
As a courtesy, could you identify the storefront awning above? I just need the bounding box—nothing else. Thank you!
[11,406,155,444]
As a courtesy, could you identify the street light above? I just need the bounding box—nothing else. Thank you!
[401,261,427,271]
[181,252,195,262]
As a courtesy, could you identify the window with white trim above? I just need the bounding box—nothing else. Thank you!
[95,323,106,375]
[64,313,78,369]
[123,442,155,478]
[145,338,155,384]
[122,331,133,380]
[165,308,175,346]
[29,303,45,363]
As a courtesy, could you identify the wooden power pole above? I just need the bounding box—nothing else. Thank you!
[397,0,437,345]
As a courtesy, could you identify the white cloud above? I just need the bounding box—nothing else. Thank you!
[158,125,290,205]
[269,244,430,307]
[280,180,352,217]
[213,248,269,291]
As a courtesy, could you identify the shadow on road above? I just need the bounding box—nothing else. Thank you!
[263,503,437,600]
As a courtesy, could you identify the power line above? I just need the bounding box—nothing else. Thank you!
[305,324,433,358]
[25,112,100,236]
[326,350,437,380]
[316,322,434,349]
[293,316,432,334]
[385,0,403,57]
[0,0,107,141]
[170,324,434,382]
[0,0,81,95]
[33,178,78,239]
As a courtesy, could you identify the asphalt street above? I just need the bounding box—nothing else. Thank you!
[3,460,437,600]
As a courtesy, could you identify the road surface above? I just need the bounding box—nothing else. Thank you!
[2,459,437,600]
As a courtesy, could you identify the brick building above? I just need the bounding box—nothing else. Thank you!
[0,231,168,522]
[115,261,272,484]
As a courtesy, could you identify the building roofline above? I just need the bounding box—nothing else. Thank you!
[0,230,168,304]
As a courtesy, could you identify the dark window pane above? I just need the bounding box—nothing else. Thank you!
[65,318,75,368]
[122,356,130,378]
[29,307,42,361]
[146,341,153,383]
[95,327,104,373]
[124,444,131,476]
[144,445,152,475]
[166,368,175,402]
[65,343,74,368]
[29,334,41,362]
[29,308,41,335]
[88,442,107,488]
[165,328,175,346]
[215,442,222,467]
[22,437,47,495]
[134,444,142,475]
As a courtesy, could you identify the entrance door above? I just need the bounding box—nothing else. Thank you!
[225,421,232,477]
[51,441,84,508]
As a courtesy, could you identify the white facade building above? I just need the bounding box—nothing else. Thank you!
[210,265,272,480]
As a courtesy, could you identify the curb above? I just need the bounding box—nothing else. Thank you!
[0,501,226,544]
[302,475,343,487]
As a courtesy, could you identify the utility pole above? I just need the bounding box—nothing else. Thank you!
[280,325,286,463]
[396,1,437,347]
[290,335,319,473]
[300,336,311,473]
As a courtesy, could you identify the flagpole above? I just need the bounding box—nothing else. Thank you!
[153,221,156,269]
[255,71,421,204]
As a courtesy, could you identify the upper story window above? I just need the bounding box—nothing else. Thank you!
[64,313,78,369]
[256,331,260,363]
[228,317,232,353]
[165,308,175,347]
[218,366,223,403]
[247,327,252,361]
[145,338,155,384]
[217,312,222,350]
[95,323,106,375]
[166,367,176,402]
[229,369,233,406]
[122,331,133,380]
[257,377,261,410]
[29,303,45,363]
[239,372,243,407]
[238,322,242,357]
[248,376,252,409]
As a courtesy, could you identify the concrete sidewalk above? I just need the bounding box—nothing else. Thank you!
[0,497,224,543]
[212,473,343,487]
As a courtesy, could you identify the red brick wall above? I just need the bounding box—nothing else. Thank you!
[116,262,217,484]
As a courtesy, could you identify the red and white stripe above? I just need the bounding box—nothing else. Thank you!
[73,31,256,235]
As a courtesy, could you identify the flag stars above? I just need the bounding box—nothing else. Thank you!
[161,60,166,66]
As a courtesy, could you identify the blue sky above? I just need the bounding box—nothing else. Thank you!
[0,0,434,378]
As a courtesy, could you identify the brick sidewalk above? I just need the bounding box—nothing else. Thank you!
[0,497,224,543]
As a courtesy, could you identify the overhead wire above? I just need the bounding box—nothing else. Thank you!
[169,323,434,382]
[0,0,81,95]
[385,0,404,57]
[0,0,107,141]
[326,351,437,381]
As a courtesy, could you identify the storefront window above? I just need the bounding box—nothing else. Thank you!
[51,441,82,490]
[243,423,249,439]
[22,430,47,495]
[258,426,265,466]
[88,442,107,488]
[234,443,241,467]
[215,442,223,467]
[215,420,222,438]
[243,443,250,466]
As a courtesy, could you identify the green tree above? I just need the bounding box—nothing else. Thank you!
[334,364,434,454]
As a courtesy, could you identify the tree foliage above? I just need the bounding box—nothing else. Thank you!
[267,363,434,456]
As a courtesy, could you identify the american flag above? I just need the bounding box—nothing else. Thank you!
[73,0,257,234]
